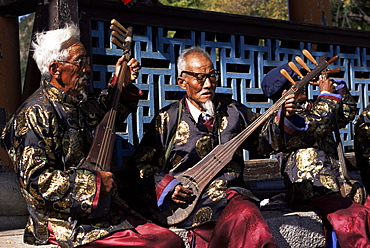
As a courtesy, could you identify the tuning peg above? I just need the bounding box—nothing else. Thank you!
[328,55,339,64]
[111,37,125,49]
[110,25,127,39]
[295,56,311,72]
[302,49,318,66]
[280,69,296,85]
[111,19,128,33]
[111,30,126,44]
[288,62,304,79]
[324,68,341,74]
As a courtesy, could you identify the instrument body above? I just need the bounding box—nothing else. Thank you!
[79,20,133,171]
[155,54,338,226]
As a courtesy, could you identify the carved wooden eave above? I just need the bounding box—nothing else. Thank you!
[0,0,37,16]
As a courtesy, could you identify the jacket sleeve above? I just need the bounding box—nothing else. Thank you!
[284,92,357,152]
[354,105,370,189]
[236,99,307,158]
[1,104,104,218]
[125,107,175,211]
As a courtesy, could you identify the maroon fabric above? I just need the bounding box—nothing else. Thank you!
[81,223,184,248]
[187,190,278,248]
[50,214,185,248]
[203,116,214,132]
[311,193,370,247]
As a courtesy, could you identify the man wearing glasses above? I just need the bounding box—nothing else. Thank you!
[126,46,304,247]
[1,24,185,248]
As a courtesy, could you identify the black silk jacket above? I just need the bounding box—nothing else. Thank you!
[1,82,142,248]
[125,96,306,229]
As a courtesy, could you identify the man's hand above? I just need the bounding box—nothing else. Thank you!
[98,171,115,196]
[171,184,193,204]
[114,55,141,87]
[281,90,296,117]
[310,75,335,93]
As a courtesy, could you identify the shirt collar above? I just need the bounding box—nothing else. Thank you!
[186,98,203,123]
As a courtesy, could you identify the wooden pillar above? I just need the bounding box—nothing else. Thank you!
[0,0,79,170]
[288,0,332,26]
[0,16,22,170]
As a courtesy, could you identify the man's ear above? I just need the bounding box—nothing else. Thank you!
[49,62,60,79]
[177,77,187,90]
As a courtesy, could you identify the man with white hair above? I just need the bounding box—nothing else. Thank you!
[126,46,305,247]
[1,24,184,248]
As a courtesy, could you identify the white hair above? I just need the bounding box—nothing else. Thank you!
[177,46,212,76]
[31,23,80,81]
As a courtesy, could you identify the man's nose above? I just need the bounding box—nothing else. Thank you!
[203,77,212,88]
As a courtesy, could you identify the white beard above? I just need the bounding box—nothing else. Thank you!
[79,89,88,102]
[200,100,215,117]
[78,74,89,101]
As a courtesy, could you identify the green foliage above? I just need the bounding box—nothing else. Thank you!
[330,0,370,31]
[18,13,35,87]
[159,0,288,20]
[159,0,209,9]
[208,0,288,20]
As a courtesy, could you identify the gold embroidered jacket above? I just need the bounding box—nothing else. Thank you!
[278,92,357,205]
[125,96,306,229]
[1,82,142,247]
[354,104,370,193]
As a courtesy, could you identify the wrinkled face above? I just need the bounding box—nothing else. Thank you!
[177,52,217,111]
[50,40,91,97]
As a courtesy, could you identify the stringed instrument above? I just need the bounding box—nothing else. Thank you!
[153,52,339,226]
[79,19,133,171]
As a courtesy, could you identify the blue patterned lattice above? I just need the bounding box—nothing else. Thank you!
[89,20,367,164]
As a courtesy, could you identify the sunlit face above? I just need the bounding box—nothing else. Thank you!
[50,40,91,97]
[177,52,217,111]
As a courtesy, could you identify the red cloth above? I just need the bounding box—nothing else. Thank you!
[203,116,214,132]
[188,190,278,248]
[121,0,133,3]
[49,213,185,248]
[311,193,370,247]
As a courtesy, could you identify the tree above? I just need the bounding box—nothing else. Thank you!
[159,0,209,9]
[208,0,288,20]
[19,13,34,87]
[159,0,288,20]
[331,0,370,31]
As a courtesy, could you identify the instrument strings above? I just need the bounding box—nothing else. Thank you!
[186,90,290,186]
[182,58,330,185]
[95,63,126,171]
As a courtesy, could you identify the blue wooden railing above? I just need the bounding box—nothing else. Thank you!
[79,3,370,165]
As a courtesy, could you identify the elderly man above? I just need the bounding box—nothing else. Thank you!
[1,24,184,248]
[125,46,306,247]
[262,63,370,247]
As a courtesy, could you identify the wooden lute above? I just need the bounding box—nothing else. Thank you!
[79,19,133,171]
[153,53,339,226]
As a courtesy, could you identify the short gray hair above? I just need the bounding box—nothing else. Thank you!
[31,23,80,81]
[177,46,212,76]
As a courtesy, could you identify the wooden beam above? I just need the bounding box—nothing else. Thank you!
[78,2,370,48]
[244,152,357,182]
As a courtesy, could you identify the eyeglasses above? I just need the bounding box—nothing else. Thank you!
[56,56,90,68]
[181,70,220,83]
